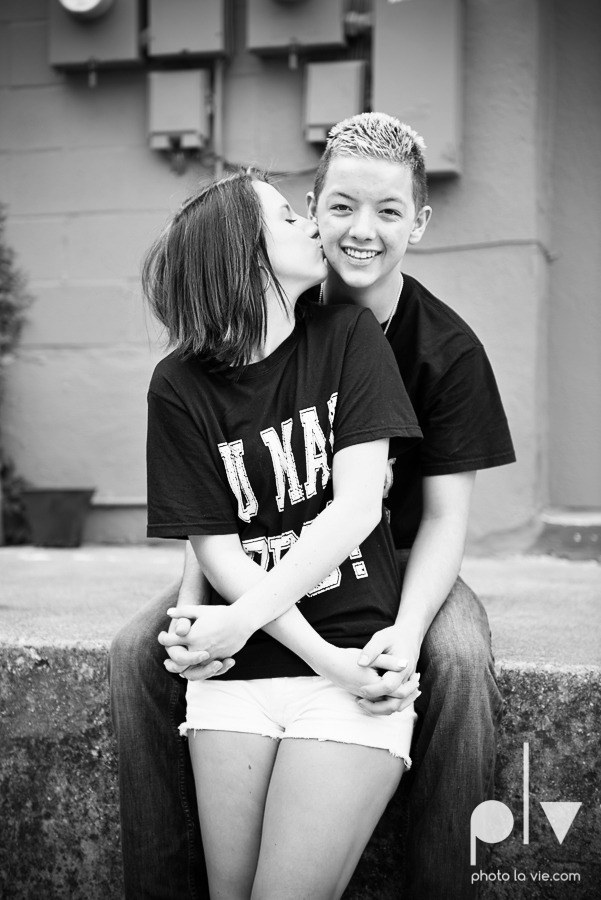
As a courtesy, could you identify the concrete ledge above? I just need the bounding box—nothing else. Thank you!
[0,645,120,900]
[1,655,600,899]
[1,550,600,898]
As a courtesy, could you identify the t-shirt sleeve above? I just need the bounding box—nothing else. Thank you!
[146,377,238,539]
[420,344,516,475]
[333,309,422,457]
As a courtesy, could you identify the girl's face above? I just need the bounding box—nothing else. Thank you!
[254,181,327,298]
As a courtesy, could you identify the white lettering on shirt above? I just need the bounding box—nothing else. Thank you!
[268,530,299,566]
[242,536,270,570]
[327,392,337,451]
[260,420,305,513]
[242,531,299,570]
[218,440,258,524]
[299,406,331,499]
[241,520,369,595]
[349,545,368,579]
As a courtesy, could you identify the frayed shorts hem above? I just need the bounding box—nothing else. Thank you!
[179,675,415,768]
[181,724,412,767]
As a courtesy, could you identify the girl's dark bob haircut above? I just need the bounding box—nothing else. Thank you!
[142,170,295,370]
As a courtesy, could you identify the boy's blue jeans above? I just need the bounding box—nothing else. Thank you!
[109,552,502,900]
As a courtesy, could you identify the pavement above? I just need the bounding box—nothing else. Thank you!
[1,545,600,667]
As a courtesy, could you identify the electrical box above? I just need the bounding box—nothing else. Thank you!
[247,0,346,54]
[148,70,211,150]
[147,0,228,58]
[49,0,141,68]
[372,0,462,174]
[304,61,365,143]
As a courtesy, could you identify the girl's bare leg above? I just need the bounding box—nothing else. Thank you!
[188,731,279,900]
[251,739,405,900]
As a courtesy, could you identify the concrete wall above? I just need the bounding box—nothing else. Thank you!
[0,0,594,548]
[402,0,550,548]
[547,0,601,509]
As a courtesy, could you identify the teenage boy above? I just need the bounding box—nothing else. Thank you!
[110,113,514,900]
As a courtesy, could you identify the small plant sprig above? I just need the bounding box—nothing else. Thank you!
[0,202,34,543]
[0,203,33,366]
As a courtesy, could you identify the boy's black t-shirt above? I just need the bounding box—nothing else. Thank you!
[147,303,422,679]
[383,275,516,547]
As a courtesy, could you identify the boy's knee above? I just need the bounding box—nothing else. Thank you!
[108,583,179,683]
[423,580,494,676]
[421,608,496,698]
[109,621,140,676]
[109,616,167,690]
[428,635,493,690]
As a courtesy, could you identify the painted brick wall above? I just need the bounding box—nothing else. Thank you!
[2,0,592,548]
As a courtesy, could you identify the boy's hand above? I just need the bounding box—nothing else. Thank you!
[317,646,405,699]
[356,625,422,715]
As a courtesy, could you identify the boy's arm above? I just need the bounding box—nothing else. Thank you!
[176,540,209,607]
[356,470,475,713]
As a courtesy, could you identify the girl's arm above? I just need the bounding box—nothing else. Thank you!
[161,439,412,693]
[167,546,402,696]
[165,539,407,695]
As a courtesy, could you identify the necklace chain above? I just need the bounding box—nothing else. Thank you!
[318,276,403,335]
[383,275,403,335]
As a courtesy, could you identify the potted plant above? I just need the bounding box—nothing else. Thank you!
[0,203,96,548]
[0,202,33,545]
[21,487,96,547]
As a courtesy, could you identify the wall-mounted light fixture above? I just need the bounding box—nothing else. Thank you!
[57,0,116,18]
[49,0,141,81]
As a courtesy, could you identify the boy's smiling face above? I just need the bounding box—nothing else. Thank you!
[308,155,431,303]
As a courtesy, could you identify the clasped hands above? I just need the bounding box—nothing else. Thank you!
[159,607,420,716]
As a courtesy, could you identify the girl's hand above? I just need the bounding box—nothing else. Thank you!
[159,604,253,661]
[318,646,405,699]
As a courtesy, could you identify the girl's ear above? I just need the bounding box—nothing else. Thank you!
[306,192,318,223]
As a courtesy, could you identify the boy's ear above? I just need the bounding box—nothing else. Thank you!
[408,205,433,245]
[306,192,318,223]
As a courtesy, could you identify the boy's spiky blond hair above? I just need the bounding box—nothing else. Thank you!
[314,112,428,211]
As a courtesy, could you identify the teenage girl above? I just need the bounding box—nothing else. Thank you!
[143,171,421,900]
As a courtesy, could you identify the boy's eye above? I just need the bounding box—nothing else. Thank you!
[381,208,401,217]
[286,218,297,224]
[331,204,351,212]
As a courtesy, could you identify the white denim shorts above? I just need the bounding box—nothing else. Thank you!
[179,674,416,766]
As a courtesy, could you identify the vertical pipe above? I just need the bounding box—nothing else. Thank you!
[213,57,225,178]
[523,741,529,844]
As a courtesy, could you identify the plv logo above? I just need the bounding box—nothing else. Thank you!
[470,742,582,864]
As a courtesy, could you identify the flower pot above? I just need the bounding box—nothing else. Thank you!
[21,488,95,548]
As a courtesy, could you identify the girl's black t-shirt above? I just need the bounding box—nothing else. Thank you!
[147,303,422,679]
